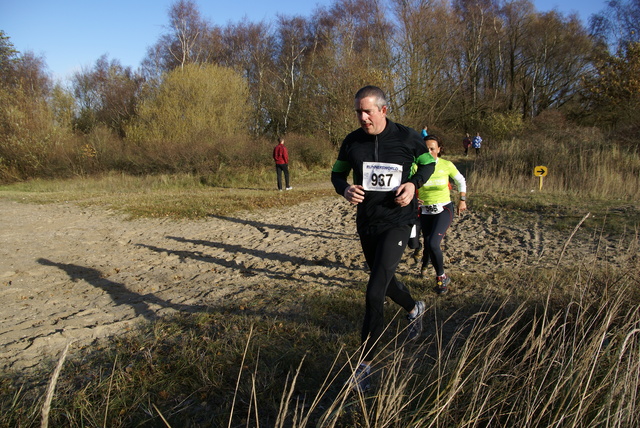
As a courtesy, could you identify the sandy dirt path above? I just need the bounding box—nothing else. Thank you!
[1,197,636,373]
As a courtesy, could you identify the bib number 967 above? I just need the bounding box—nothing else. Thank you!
[362,162,402,191]
[371,173,393,187]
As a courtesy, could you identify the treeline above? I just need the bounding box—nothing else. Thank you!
[1,0,639,182]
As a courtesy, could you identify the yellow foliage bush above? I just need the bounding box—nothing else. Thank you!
[126,64,249,145]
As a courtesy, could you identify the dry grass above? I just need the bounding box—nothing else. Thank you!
[0,168,335,219]
[462,133,640,201]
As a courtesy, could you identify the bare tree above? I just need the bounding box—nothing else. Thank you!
[167,0,210,69]
[304,0,394,142]
[72,55,142,136]
[390,0,459,126]
[220,21,275,135]
[590,0,640,52]
[268,15,310,134]
[518,11,591,118]
[499,0,536,112]
[142,0,214,75]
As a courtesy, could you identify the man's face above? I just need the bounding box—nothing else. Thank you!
[355,96,387,135]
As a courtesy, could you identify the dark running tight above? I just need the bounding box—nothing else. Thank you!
[420,202,454,276]
[359,225,417,361]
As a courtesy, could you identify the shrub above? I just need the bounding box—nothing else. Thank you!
[126,64,249,146]
[481,111,525,141]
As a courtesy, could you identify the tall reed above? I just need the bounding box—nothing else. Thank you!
[466,132,640,200]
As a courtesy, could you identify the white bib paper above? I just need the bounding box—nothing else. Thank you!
[362,162,403,191]
[421,204,445,215]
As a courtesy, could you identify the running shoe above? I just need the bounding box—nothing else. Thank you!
[406,300,425,340]
[434,274,450,295]
[348,363,371,393]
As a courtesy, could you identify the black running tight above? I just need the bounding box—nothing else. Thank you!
[359,225,417,361]
[420,202,454,276]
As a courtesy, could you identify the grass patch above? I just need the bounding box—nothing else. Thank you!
[0,168,335,219]
[468,190,640,236]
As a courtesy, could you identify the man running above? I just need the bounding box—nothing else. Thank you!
[331,85,435,392]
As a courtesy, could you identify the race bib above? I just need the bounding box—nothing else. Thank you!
[362,162,403,191]
[421,204,445,215]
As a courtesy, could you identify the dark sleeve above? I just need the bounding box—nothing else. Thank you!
[408,135,436,188]
[330,140,351,196]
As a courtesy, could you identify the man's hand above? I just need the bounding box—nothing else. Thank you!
[394,182,416,207]
[344,185,365,204]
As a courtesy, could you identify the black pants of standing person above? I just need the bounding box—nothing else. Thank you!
[275,163,290,190]
[359,225,418,361]
[420,202,454,276]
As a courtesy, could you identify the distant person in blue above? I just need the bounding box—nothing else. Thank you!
[472,132,482,156]
[421,125,429,139]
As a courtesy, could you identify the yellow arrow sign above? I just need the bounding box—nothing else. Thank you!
[534,166,548,177]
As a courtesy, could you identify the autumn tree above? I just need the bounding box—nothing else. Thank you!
[390,0,460,127]
[452,0,497,111]
[127,63,249,145]
[499,0,536,113]
[305,0,395,143]
[582,41,640,134]
[517,11,592,118]
[579,0,640,143]
[0,32,72,180]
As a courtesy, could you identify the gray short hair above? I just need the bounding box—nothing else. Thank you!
[355,86,387,110]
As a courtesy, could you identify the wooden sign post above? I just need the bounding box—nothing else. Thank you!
[534,166,548,191]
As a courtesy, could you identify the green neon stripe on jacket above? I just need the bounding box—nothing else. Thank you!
[410,152,436,177]
[331,160,351,173]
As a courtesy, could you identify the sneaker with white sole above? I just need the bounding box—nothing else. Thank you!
[407,301,425,340]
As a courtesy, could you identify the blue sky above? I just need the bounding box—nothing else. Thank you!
[1,0,607,82]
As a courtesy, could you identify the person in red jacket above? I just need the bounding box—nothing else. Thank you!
[273,137,292,191]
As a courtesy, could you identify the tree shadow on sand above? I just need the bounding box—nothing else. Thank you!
[208,214,355,240]
[138,237,360,287]
[37,258,209,322]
